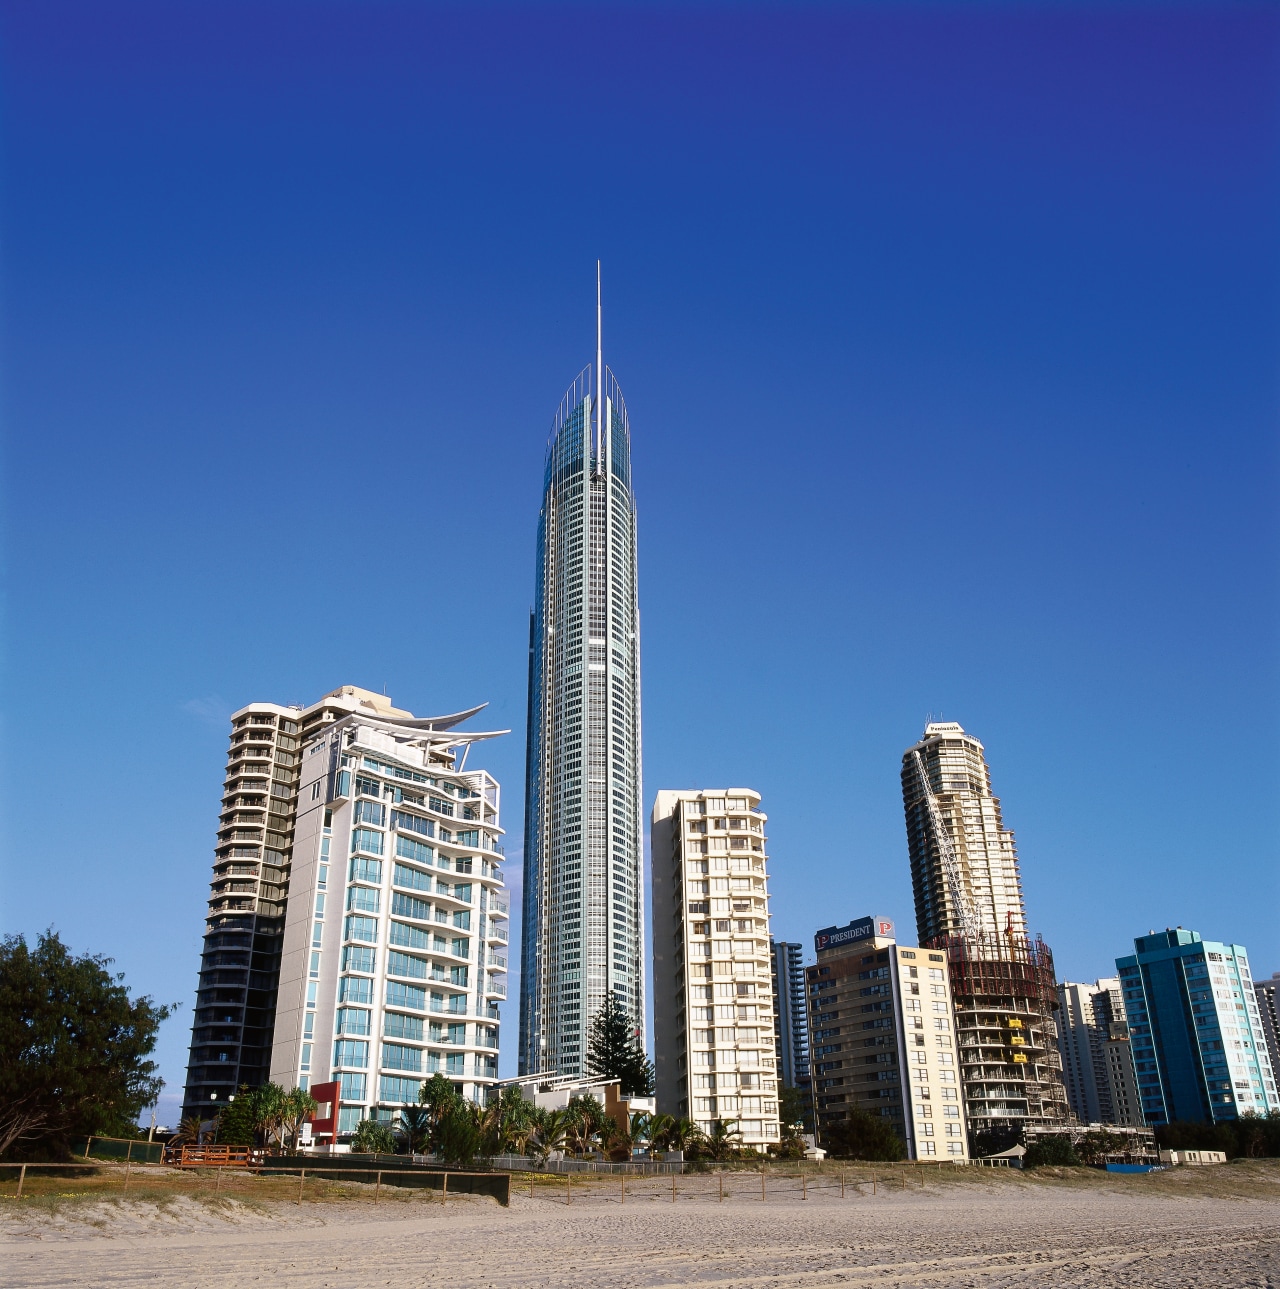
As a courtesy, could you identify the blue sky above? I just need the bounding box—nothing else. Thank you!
[2,3,1277,1127]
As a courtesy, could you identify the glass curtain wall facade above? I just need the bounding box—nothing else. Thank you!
[520,357,643,1078]
[1117,929,1278,1125]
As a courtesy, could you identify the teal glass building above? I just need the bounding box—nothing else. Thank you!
[519,293,643,1077]
[1117,928,1278,1125]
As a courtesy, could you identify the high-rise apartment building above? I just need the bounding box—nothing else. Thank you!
[182,686,401,1122]
[806,917,969,1160]
[1117,929,1279,1125]
[268,698,510,1127]
[181,702,303,1120]
[520,282,643,1078]
[770,940,810,1092]
[651,790,780,1149]
[1254,972,1280,1070]
[901,722,1069,1139]
[1057,979,1143,1127]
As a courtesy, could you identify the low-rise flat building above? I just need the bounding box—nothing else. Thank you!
[807,916,969,1160]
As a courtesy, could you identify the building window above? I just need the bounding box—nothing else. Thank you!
[351,828,385,856]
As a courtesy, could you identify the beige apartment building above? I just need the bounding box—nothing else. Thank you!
[651,790,780,1150]
[807,917,969,1160]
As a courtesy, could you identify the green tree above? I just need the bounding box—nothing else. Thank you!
[172,1116,204,1147]
[1023,1134,1081,1167]
[435,1100,481,1166]
[651,1116,701,1153]
[565,1093,606,1156]
[1235,1111,1280,1158]
[821,1108,907,1162]
[0,931,174,1158]
[779,1085,813,1133]
[279,1087,318,1153]
[585,994,656,1096]
[531,1109,569,1163]
[1076,1129,1126,1165]
[487,1086,537,1155]
[696,1118,743,1162]
[398,1104,433,1155]
[249,1083,288,1150]
[419,1073,461,1124]
[350,1118,396,1155]
[215,1086,260,1146]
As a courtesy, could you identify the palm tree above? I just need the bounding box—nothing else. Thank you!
[351,1117,396,1156]
[565,1094,606,1157]
[279,1087,318,1154]
[531,1110,570,1163]
[250,1083,288,1151]
[703,1118,743,1162]
[599,1114,632,1162]
[648,1113,676,1151]
[656,1116,703,1154]
[398,1103,432,1156]
[629,1111,652,1150]
[172,1116,204,1147]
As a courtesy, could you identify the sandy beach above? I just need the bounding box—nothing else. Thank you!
[2,1165,1276,1288]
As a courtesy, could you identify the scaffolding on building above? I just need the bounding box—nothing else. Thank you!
[929,931,1070,1136]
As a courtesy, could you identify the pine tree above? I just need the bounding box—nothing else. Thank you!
[585,994,655,1096]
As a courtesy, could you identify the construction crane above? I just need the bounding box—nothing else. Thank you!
[911,748,983,943]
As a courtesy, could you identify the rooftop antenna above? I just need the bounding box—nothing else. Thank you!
[594,259,603,473]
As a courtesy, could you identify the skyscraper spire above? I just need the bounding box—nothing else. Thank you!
[595,259,603,470]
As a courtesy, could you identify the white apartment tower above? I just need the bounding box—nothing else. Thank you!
[519,275,643,1077]
[902,722,1026,943]
[651,790,780,1150]
[1057,979,1144,1127]
[268,695,511,1126]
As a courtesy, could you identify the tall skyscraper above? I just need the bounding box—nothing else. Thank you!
[1117,928,1278,1125]
[1057,979,1143,1127]
[901,722,1069,1140]
[519,274,643,1077]
[770,940,810,1092]
[650,789,779,1149]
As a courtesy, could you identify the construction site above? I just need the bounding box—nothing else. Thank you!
[903,723,1071,1144]
[929,930,1070,1136]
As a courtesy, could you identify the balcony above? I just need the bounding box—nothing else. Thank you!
[488,952,508,971]
[485,979,507,998]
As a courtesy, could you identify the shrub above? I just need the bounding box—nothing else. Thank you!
[821,1109,906,1162]
[350,1118,397,1155]
[1023,1135,1080,1168]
